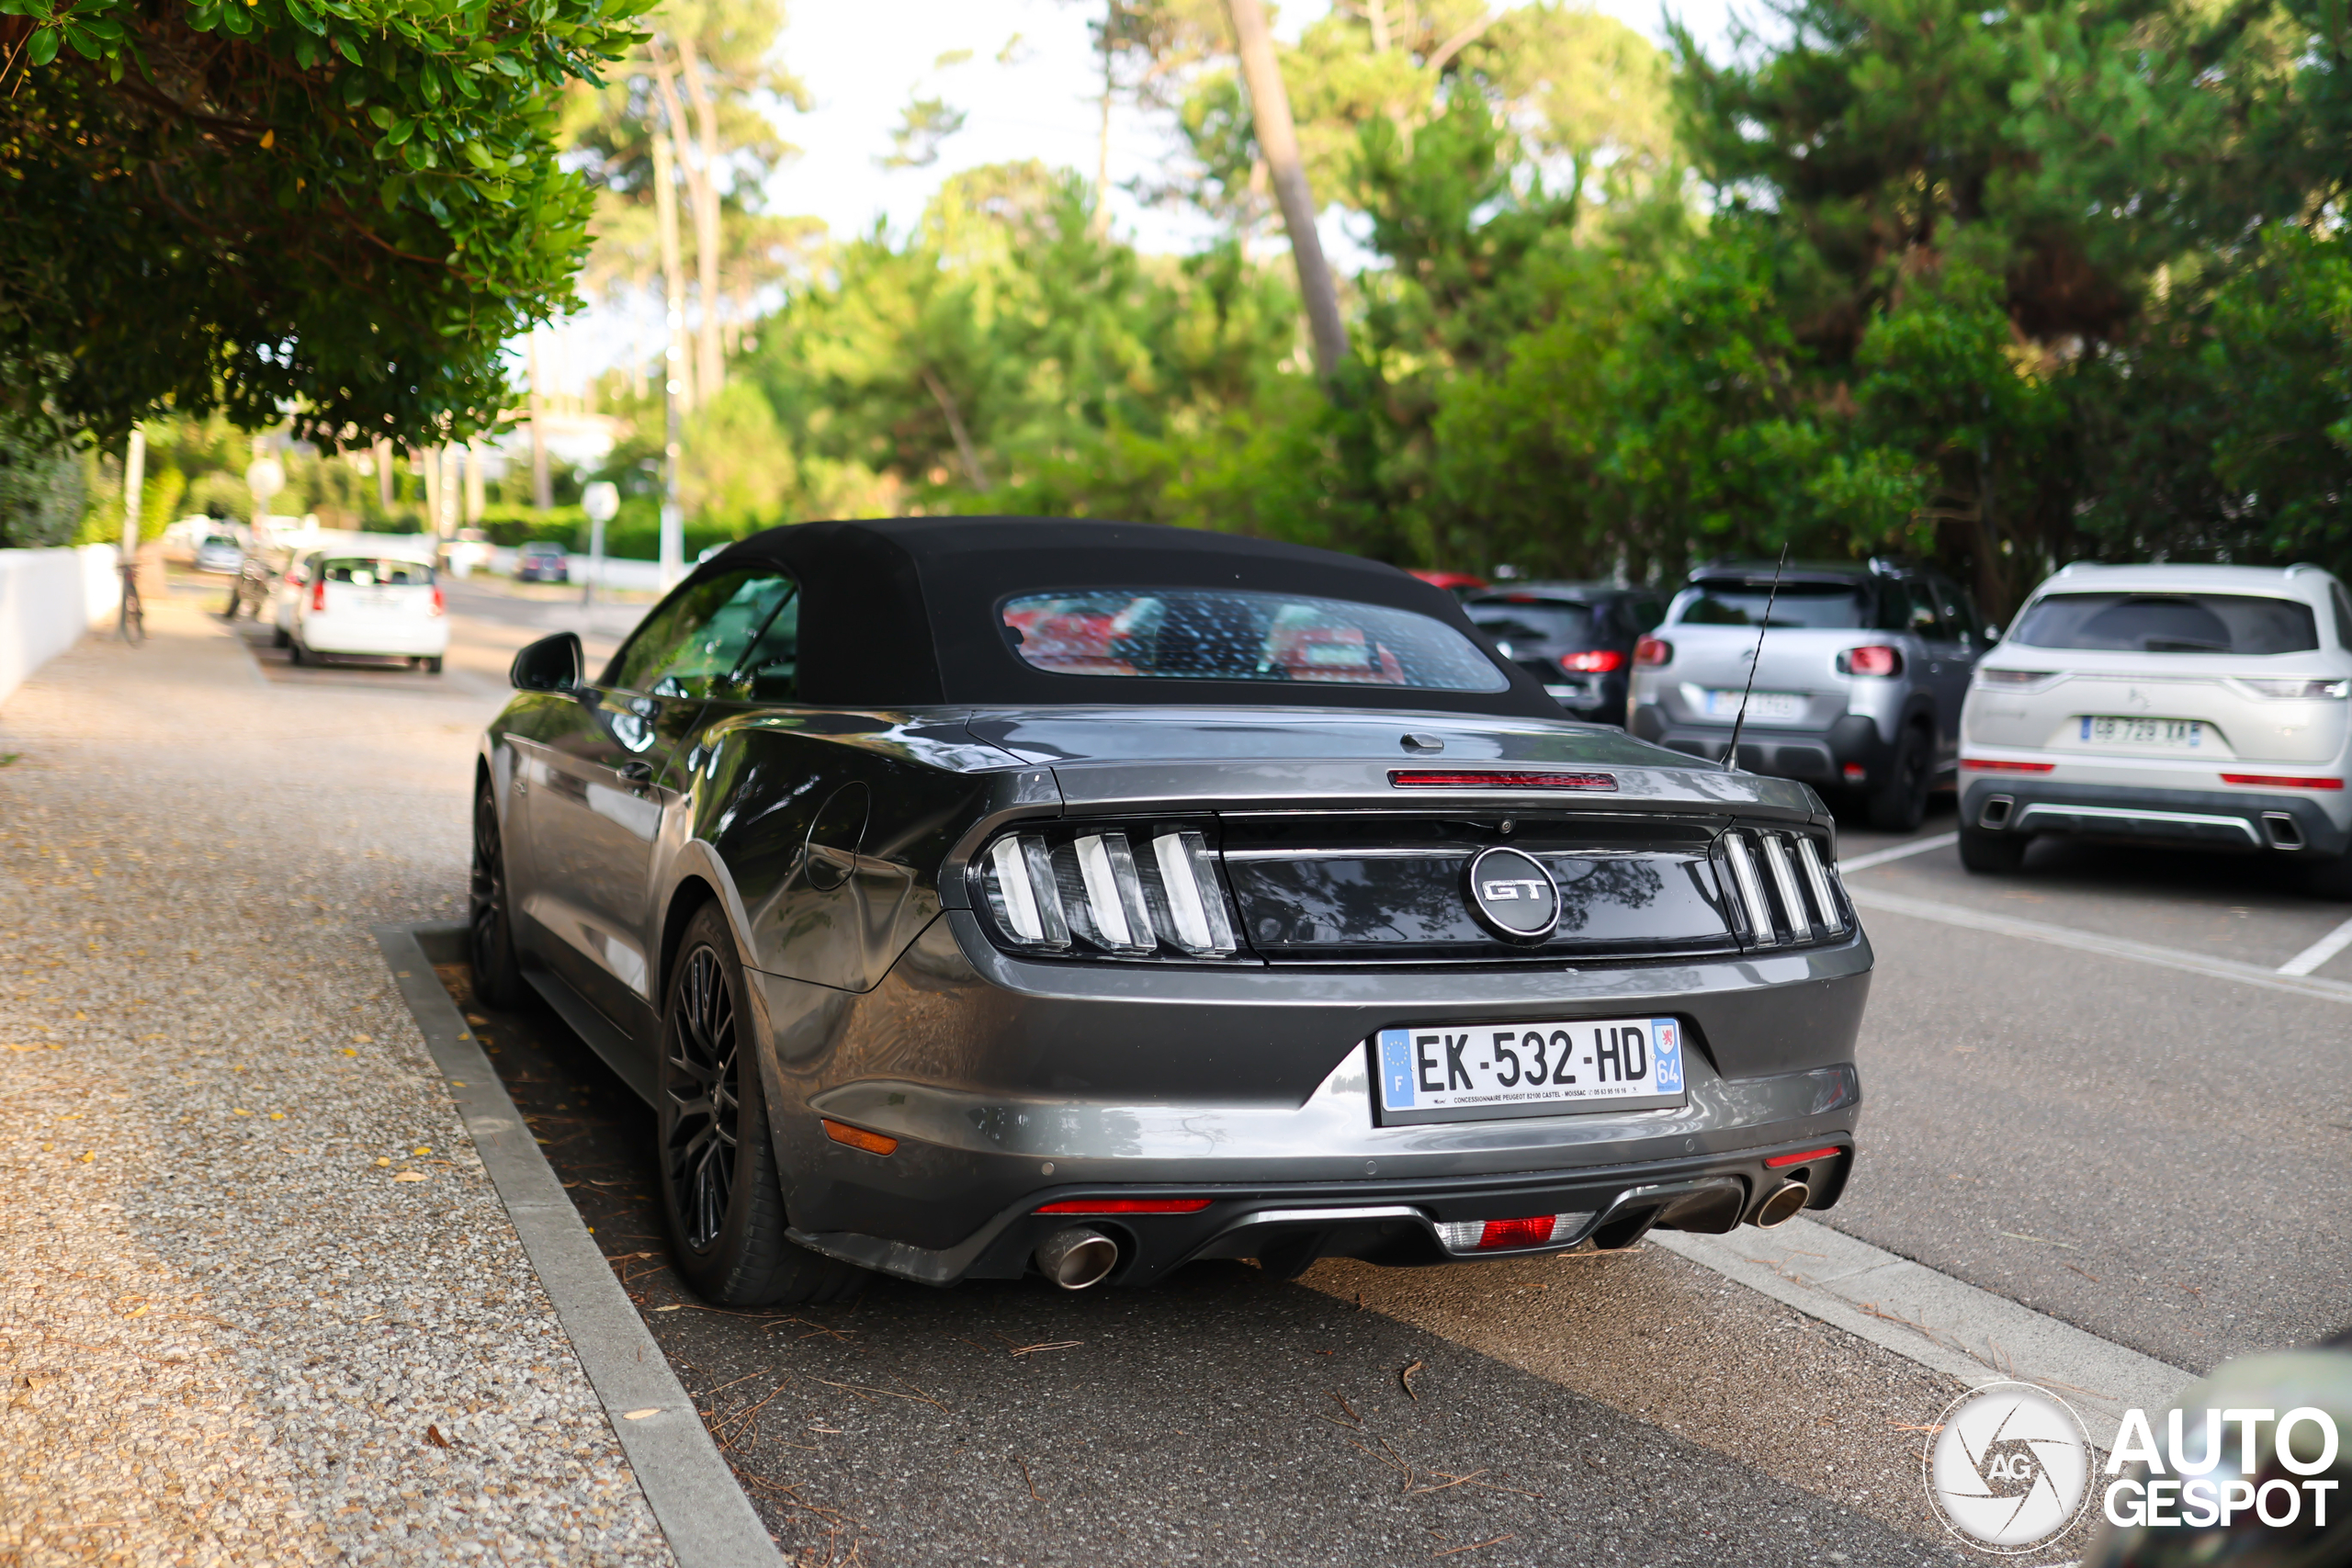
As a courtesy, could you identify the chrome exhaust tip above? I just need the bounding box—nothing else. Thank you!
[1752,1180,1811,1229]
[1035,1227,1120,1291]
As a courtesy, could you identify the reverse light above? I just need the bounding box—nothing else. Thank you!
[1558,649,1626,674]
[1435,1213,1592,1252]
[1634,636,1673,668]
[1836,645,1903,677]
[1962,758,2055,773]
[2239,678,2352,700]
[978,827,1238,957]
[2222,773,2344,790]
[1035,1198,1213,1215]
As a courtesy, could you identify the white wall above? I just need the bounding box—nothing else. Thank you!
[0,546,120,709]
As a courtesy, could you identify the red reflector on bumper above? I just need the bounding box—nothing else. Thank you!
[1765,1145,1843,1168]
[1962,759,2055,773]
[1390,770,1617,791]
[2222,773,2344,790]
[1035,1199,1213,1215]
[1476,1215,1558,1249]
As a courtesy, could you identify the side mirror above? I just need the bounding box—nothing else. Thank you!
[511,631,583,693]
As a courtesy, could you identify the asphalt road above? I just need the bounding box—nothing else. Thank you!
[219,571,2352,1562]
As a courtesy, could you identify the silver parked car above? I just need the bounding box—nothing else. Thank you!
[1958,562,2352,887]
[473,519,1873,1304]
[1628,559,1990,829]
[193,533,245,574]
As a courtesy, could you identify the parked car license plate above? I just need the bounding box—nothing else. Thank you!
[2079,716,2207,749]
[1374,1017,1688,1124]
[1702,688,1804,720]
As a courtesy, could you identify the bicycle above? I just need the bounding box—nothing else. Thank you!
[118,557,144,647]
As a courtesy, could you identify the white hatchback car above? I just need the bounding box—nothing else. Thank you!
[1960,563,2352,888]
[289,548,448,672]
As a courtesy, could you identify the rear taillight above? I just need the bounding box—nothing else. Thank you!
[430,586,446,617]
[1035,1199,1212,1215]
[1435,1213,1592,1252]
[1962,758,2054,773]
[978,827,1238,958]
[283,568,303,586]
[1836,645,1902,677]
[1558,649,1626,674]
[1634,636,1672,668]
[1715,829,1849,948]
[310,580,325,612]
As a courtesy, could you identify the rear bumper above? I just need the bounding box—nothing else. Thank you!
[1631,709,1892,787]
[1961,776,2352,856]
[300,617,450,657]
[756,911,1871,1287]
[788,1130,1857,1288]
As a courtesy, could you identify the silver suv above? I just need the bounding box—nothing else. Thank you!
[1627,559,1987,829]
[1958,562,2352,887]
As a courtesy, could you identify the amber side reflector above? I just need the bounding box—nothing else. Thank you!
[1389,769,1617,791]
[1035,1198,1212,1214]
[821,1119,898,1156]
[1765,1145,1843,1168]
[2222,773,2344,790]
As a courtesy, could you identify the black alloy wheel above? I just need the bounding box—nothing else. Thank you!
[468,771,527,1008]
[666,942,741,1251]
[1866,724,1933,832]
[656,904,866,1305]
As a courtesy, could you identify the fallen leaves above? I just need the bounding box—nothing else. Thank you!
[391,1171,428,1183]
[622,1408,660,1421]
[1400,1359,1424,1401]
[424,1424,452,1449]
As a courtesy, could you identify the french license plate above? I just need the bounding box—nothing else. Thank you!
[1702,688,1804,721]
[1374,1017,1688,1124]
[2079,716,2207,749]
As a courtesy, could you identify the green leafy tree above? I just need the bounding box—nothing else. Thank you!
[0,0,648,446]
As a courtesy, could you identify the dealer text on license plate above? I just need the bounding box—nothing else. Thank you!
[2079,716,2208,749]
[1375,1017,1687,1123]
[1702,688,1804,721]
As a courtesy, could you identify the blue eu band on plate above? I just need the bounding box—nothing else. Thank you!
[1376,1018,1687,1122]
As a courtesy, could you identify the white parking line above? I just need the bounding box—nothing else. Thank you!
[1837,831,1958,873]
[1653,1218,2194,1452]
[2278,912,2352,976]
[1850,886,2352,1005]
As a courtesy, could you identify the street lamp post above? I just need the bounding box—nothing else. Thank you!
[582,480,619,610]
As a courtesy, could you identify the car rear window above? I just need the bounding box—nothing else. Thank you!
[2009,592,2319,655]
[1467,601,1599,645]
[1001,589,1509,692]
[1670,583,1871,628]
[322,558,434,586]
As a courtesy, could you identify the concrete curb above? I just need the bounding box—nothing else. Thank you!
[1652,1217,2196,1452]
[374,921,782,1568]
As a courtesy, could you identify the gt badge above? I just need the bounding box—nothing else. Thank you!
[1464,846,1559,943]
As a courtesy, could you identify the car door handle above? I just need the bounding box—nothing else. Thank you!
[616,760,655,783]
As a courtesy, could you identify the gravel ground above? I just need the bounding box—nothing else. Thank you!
[0,589,671,1565]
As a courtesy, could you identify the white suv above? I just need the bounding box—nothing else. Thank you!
[1959,563,2352,888]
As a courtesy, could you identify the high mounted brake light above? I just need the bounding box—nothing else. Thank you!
[1388,770,1618,792]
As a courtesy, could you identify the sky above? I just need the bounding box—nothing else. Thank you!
[765,0,1743,254]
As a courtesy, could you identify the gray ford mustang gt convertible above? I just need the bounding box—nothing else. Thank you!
[470,517,1871,1304]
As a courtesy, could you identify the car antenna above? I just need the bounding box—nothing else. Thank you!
[1724,544,1789,773]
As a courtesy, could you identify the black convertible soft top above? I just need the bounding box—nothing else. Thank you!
[689,515,1561,717]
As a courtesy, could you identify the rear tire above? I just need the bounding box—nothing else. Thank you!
[272,626,290,649]
[424,656,444,675]
[468,772,528,1009]
[288,640,305,665]
[660,905,867,1306]
[2301,852,2352,900]
[1866,725,1933,832]
[1958,825,2029,875]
